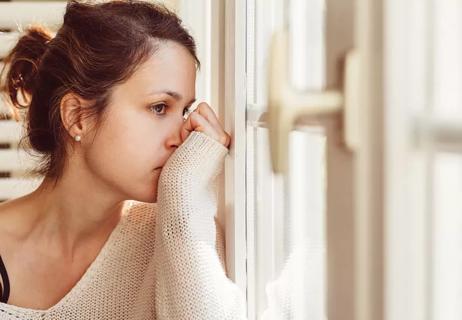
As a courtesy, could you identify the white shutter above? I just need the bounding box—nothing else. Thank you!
[0,2,66,201]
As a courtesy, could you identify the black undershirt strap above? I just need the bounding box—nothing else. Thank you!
[0,255,10,303]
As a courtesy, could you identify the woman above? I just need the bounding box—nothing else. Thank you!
[0,1,245,319]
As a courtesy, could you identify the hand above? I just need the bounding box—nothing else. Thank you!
[180,102,231,148]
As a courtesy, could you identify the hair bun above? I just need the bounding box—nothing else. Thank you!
[1,24,53,112]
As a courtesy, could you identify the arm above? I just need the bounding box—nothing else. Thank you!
[154,131,247,320]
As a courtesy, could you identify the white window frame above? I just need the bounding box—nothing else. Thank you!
[221,0,248,294]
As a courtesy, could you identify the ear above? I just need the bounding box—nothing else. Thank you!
[60,92,92,141]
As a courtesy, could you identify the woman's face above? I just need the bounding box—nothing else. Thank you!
[83,40,197,203]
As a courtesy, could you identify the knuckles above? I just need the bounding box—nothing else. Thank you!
[219,133,231,148]
[187,103,231,148]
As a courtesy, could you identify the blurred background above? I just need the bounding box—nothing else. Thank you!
[1,1,461,320]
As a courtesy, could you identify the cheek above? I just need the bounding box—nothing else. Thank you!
[83,119,165,202]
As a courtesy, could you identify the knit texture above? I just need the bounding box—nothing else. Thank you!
[0,131,247,320]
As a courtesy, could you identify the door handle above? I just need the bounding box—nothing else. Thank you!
[267,30,359,174]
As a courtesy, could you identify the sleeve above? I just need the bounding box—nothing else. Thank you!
[153,131,247,320]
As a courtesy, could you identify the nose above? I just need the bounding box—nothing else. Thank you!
[164,116,183,149]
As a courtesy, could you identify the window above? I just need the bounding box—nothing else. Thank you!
[386,1,462,319]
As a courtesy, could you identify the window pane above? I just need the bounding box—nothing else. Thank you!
[284,128,326,319]
[432,1,462,120]
[246,0,329,318]
[289,0,325,90]
[433,153,462,320]
[247,0,284,109]
[247,126,327,319]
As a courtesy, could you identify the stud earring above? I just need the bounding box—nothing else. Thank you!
[74,135,81,142]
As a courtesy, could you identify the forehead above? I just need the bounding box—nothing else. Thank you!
[122,40,197,95]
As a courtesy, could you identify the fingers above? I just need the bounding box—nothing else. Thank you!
[194,102,222,132]
[194,103,231,147]
[181,102,232,148]
[181,111,215,142]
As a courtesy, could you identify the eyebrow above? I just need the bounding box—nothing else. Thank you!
[151,90,196,105]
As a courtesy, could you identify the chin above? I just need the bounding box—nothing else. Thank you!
[135,190,158,203]
[124,183,158,203]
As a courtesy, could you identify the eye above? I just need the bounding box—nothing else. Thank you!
[150,103,168,115]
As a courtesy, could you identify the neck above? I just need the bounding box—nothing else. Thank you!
[21,174,129,260]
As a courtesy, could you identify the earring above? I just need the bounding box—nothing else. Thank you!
[74,135,81,142]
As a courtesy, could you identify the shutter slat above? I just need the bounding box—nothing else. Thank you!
[0,149,36,172]
[0,2,66,30]
[0,177,42,200]
[0,1,65,199]
[0,120,24,144]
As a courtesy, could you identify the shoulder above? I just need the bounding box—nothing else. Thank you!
[0,197,35,273]
[0,196,31,243]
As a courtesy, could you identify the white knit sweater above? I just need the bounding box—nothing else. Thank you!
[0,131,247,320]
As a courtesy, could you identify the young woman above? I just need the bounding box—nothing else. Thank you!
[0,1,245,319]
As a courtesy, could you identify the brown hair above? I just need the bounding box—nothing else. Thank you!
[0,0,200,183]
